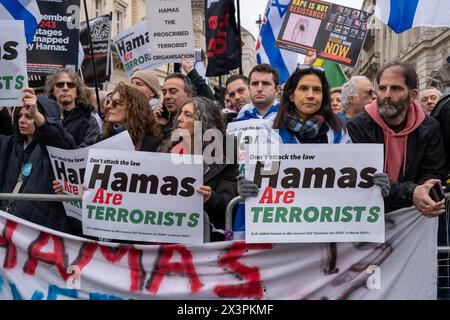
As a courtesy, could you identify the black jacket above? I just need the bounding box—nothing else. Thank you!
[204,161,239,241]
[0,97,79,235]
[431,89,450,177]
[348,111,446,213]
[187,69,215,100]
[140,135,161,152]
[0,108,13,136]
[62,102,102,148]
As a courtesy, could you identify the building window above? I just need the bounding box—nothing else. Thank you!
[116,10,123,33]
[94,0,102,17]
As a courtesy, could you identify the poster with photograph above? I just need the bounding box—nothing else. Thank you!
[276,0,372,67]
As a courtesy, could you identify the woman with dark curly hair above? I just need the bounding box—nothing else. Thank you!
[159,97,238,241]
[273,65,350,144]
[104,82,163,151]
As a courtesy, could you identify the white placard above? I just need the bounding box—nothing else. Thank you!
[82,149,204,244]
[47,131,135,221]
[112,21,161,77]
[0,20,28,107]
[145,0,196,64]
[245,144,385,243]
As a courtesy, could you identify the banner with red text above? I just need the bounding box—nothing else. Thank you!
[0,206,437,300]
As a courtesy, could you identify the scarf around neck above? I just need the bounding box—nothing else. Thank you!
[283,112,326,140]
[365,100,425,182]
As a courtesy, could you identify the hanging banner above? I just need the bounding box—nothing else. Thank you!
[245,144,385,243]
[47,131,135,221]
[0,206,437,299]
[27,0,80,78]
[82,149,204,244]
[0,20,28,107]
[80,13,111,85]
[112,21,160,77]
[145,0,196,64]
[205,0,240,76]
[276,0,372,67]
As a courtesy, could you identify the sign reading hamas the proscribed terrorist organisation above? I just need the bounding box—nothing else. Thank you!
[145,0,196,64]
[245,144,385,243]
[276,0,372,67]
[47,131,135,222]
[0,20,28,107]
[82,149,204,244]
[112,21,159,77]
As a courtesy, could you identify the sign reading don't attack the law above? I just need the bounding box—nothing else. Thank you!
[82,149,204,244]
[245,144,385,243]
[47,131,134,221]
[145,0,195,64]
[0,20,28,107]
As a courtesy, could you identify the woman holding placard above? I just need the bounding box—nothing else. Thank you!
[159,97,239,241]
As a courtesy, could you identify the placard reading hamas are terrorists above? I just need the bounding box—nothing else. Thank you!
[47,131,135,221]
[0,20,28,107]
[276,0,372,67]
[145,0,196,64]
[112,21,159,77]
[245,144,385,243]
[82,149,204,244]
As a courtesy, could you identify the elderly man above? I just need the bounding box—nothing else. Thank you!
[341,76,376,120]
[419,87,442,115]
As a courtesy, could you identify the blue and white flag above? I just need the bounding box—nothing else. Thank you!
[0,0,41,43]
[375,0,450,34]
[256,0,298,84]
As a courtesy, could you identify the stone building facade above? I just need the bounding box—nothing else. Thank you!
[352,0,450,92]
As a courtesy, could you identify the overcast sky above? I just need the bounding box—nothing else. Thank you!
[240,0,365,39]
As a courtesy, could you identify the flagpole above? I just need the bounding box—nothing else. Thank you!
[82,0,101,110]
[235,0,243,75]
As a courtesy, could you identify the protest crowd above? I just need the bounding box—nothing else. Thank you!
[0,0,449,300]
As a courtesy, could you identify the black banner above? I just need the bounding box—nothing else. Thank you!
[27,0,80,89]
[276,0,372,67]
[80,13,112,85]
[205,0,240,77]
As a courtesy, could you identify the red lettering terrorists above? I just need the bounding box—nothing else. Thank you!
[214,242,273,298]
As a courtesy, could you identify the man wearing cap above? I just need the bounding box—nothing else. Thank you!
[131,69,162,110]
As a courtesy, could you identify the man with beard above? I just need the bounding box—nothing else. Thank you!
[347,62,446,218]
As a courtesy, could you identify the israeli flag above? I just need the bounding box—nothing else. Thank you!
[256,0,298,84]
[375,0,450,34]
[0,0,41,43]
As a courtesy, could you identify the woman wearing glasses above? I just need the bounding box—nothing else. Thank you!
[159,97,238,241]
[273,66,351,144]
[0,88,79,235]
[103,82,163,151]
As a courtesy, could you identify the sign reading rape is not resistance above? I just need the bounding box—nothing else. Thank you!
[245,144,385,243]
[82,149,204,244]
[0,20,28,107]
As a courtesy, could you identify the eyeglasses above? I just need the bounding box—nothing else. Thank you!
[364,89,376,97]
[55,81,76,89]
[106,98,124,109]
[296,65,325,74]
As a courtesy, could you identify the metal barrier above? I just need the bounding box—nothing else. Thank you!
[224,195,243,240]
[438,196,450,299]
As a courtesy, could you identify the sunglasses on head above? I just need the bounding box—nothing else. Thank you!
[55,81,76,89]
[296,65,325,74]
